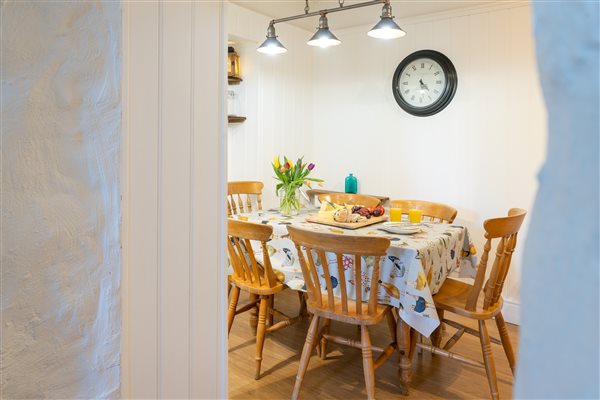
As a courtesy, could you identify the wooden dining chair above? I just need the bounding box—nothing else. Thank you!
[390,199,458,223]
[418,208,527,399]
[227,181,264,216]
[227,219,303,379]
[318,193,381,208]
[287,226,397,400]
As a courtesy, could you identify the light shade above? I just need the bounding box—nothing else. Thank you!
[257,37,287,54]
[368,17,405,39]
[368,2,405,40]
[307,14,341,48]
[257,23,287,55]
[307,29,341,48]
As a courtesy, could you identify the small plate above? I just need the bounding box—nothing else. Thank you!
[380,222,422,235]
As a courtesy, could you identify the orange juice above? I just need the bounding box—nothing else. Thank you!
[390,208,402,222]
[409,209,422,223]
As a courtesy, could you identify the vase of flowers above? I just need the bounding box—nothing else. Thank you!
[272,156,323,216]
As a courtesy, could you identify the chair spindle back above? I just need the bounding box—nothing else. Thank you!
[227,181,264,216]
[227,219,279,289]
[319,193,381,208]
[465,208,527,311]
[287,226,390,317]
[390,199,458,223]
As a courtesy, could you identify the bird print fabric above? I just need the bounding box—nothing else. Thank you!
[235,209,475,337]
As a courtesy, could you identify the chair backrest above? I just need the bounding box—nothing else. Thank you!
[287,226,390,317]
[390,199,458,223]
[319,193,381,208]
[227,181,264,216]
[227,219,279,289]
[465,208,527,311]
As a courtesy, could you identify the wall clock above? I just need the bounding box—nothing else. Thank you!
[392,50,457,117]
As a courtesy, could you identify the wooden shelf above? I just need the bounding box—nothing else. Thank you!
[228,116,246,124]
[228,76,243,85]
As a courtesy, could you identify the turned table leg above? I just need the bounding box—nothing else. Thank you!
[395,309,413,395]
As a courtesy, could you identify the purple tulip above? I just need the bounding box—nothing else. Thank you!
[307,163,315,171]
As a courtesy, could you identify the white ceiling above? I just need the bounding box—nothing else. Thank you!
[230,0,496,31]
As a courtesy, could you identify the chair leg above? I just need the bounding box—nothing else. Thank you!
[298,291,307,316]
[254,296,269,380]
[292,315,320,400]
[430,309,444,348]
[495,312,516,376]
[319,319,331,360]
[227,281,232,296]
[267,295,274,327]
[479,320,499,400]
[385,309,397,343]
[249,294,258,336]
[361,325,376,400]
[228,286,240,336]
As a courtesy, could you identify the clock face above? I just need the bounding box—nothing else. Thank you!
[392,50,457,117]
[398,58,446,108]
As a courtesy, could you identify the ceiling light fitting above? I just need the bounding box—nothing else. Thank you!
[257,0,405,55]
[307,14,341,48]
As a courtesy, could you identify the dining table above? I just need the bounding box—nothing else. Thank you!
[232,206,477,393]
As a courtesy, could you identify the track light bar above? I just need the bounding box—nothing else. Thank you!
[257,0,406,54]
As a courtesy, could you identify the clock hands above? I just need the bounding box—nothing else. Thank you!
[419,78,429,91]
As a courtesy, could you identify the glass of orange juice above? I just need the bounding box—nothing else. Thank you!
[408,208,423,223]
[390,208,402,222]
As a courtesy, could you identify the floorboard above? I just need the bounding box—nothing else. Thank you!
[229,289,518,399]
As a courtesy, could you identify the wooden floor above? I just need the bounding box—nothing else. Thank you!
[229,289,518,399]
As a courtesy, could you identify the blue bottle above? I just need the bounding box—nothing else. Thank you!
[345,173,357,194]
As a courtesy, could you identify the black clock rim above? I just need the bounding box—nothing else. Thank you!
[392,50,458,117]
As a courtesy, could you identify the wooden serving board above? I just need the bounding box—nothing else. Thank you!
[305,215,388,230]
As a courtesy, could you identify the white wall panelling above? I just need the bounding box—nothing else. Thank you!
[122,1,227,398]
[308,4,546,324]
[227,3,314,208]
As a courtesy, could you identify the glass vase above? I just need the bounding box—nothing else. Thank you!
[279,186,300,216]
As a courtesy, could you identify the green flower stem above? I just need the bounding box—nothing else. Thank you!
[279,185,301,216]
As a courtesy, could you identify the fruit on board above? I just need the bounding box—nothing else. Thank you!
[356,207,371,218]
[372,206,385,217]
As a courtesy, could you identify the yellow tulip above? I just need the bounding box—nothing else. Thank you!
[273,155,280,169]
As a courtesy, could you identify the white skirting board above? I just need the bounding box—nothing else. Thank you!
[502,300,521,325]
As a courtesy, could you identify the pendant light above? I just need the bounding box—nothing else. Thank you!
[307,14,341,48]
[256,0,406,55]
[257,22,287,55]
[368,0,405,39]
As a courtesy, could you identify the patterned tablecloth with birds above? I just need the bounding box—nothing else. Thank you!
[234,208,476,337]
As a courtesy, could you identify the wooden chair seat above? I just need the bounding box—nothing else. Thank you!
[232,272,286,296]
[308,294,392,326]
[433,278,503,320]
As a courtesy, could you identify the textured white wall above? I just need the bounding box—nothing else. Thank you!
[1,1,121,398]
[516,2,599,398]
[227,3,314,208]
[308,4,546,322]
